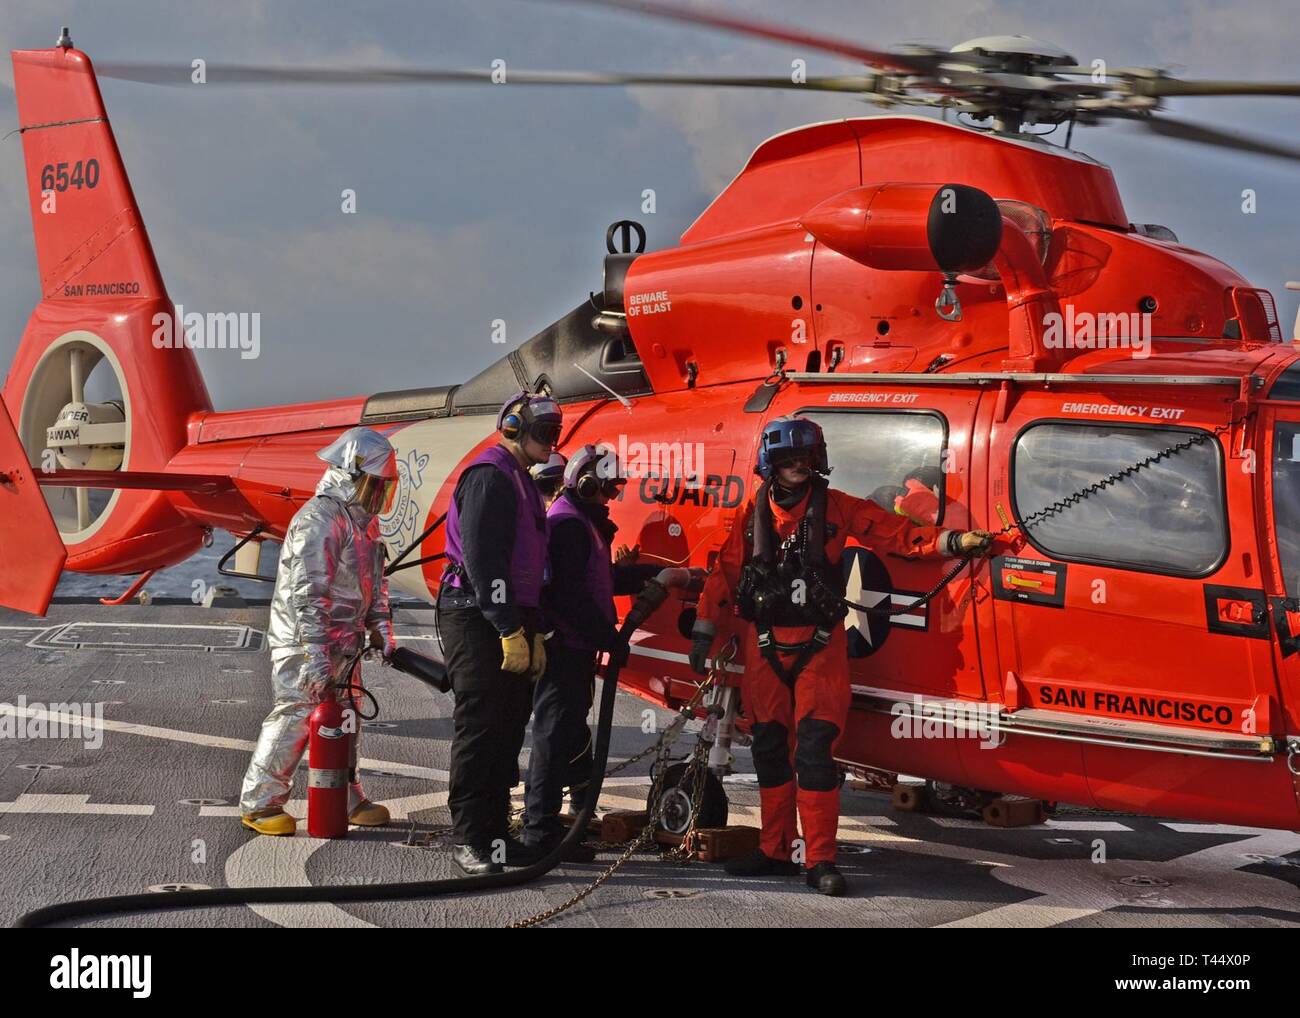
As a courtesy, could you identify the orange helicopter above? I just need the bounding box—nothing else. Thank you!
[4,3,1300,840]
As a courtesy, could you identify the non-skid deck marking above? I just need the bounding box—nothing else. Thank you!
[0,701,448,780]
[930,817,1133,832]
[28,621,265,652]
[0,793,154,816]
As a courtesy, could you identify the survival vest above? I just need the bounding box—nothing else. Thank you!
[735,477,849,685]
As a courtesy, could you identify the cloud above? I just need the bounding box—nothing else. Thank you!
[165,216,498,305]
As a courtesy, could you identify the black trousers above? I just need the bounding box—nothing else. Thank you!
[440,606,535,850]
[523,642,596,845]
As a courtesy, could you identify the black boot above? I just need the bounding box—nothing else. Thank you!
[806,861,847,896]
[500,836,547,867]
[567,783,591,817]
[452,844,503,876]
[723,849,800,877]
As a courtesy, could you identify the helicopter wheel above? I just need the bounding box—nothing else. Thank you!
[648,762,729,835]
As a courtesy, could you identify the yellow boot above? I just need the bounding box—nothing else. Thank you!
[241,810,298,836]
[348,800,390,826]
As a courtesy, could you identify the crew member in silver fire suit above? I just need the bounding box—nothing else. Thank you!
[239,426,400,836]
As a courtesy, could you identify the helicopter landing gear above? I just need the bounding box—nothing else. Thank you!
[648,762,729,835]
[647,682,737,834]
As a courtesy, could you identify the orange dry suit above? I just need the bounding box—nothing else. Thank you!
[697,476,955,865]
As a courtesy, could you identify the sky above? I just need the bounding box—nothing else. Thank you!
[0,0,1297,410]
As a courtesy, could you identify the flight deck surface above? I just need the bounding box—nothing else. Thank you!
[2,603,1297,929]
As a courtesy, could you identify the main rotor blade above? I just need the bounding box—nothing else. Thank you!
[97,62,882,93]
[551,0,942,74]
[1133,77,1300,99]
[1120,112,1300,162]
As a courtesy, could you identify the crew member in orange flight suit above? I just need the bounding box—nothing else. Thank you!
[690,416,992,896]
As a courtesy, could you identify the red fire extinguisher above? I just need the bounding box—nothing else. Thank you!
[307,684,356,839]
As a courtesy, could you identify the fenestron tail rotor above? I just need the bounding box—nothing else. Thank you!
[24,337,128,537]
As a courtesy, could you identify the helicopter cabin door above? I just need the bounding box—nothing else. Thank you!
[773,379,987,701]
[1258,398,1300,765]
[982,383,1283,817]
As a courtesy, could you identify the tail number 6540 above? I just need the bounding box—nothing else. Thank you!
[39,159,100,193]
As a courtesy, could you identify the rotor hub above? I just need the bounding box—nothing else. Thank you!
[949,35,1076,71]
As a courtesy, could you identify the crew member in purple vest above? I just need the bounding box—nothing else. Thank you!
[439,390,562,876]
[523,444,660,857]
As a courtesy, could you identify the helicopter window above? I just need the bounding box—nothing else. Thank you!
[799,410,948,525]
[1271,423,1300,597]
[1268,362,1300,401]
[1012,422,1227,577]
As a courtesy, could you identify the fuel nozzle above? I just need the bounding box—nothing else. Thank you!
[624,567,707,631]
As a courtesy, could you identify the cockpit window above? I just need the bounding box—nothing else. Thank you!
[1013,422,1226,576]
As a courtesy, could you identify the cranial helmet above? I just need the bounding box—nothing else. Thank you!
[530,451,568,484]
[755,416,829,481]
[564,443,625,501]
[530,451,568,497]
[498,389,563,448]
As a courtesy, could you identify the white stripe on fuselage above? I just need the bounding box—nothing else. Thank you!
[378,415,497,603]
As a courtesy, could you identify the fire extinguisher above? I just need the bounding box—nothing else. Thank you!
[307,665,359,839]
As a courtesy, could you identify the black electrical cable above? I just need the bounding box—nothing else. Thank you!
[336,682,379,721]
[844,554,972,616]
[13,626,633,928]
[385,512,446,575]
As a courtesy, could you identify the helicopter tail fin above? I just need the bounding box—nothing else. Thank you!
[10,43,172,308]
[0,43,214,604]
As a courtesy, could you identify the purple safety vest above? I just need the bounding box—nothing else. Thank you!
[546,493,616,653]
[443,444,548,609]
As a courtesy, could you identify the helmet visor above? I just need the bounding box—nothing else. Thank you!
[530,420,563,448]
[769,446,812,468]
[356,472,398,515]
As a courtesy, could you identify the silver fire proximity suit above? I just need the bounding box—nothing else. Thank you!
[239,428,398,818]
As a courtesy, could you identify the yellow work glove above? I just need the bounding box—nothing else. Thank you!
[958,529,995,557]
[500,628,531,674]
[530,633,547,681]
